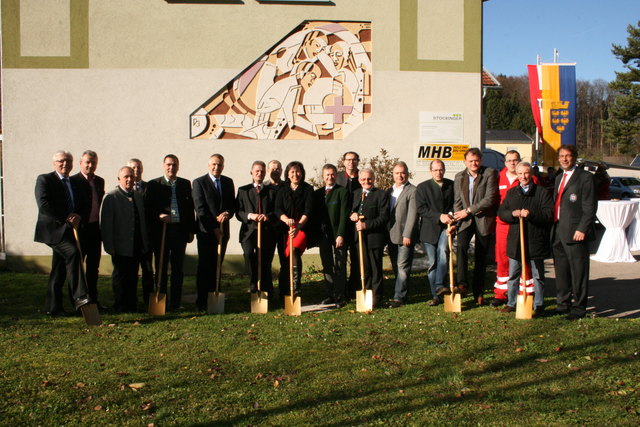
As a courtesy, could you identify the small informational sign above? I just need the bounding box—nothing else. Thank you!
[416,112,467,172]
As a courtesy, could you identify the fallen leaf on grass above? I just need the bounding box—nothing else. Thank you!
[41,380,52,387]
[76,382,85,388]
[515,347,523,353]
[133,321,140,326]
[554,346,562,352]
[253,402,260,409]
[94,405,103,411]
[128,383,145,390]
[535,359,549,363]
[141,402,155,411]
[255,373,263,379]
[108,324,116,328]
[273,380,279,388]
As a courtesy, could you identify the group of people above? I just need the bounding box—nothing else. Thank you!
[35,144,596,320]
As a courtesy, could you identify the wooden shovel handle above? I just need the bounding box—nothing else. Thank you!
[357,217,366,292]
[447,224,455,291]
[216,229,224,293]
[154,223,167,293]
[289,228,294,295]
[519,216,526,293]
[257,221,262,292]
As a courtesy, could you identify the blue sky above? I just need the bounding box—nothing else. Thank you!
[483,0,640,82]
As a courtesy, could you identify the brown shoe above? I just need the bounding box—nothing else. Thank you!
[500,306,516,313]
[455,282,469,297]
[476,296,487,306]
[428,297,441,306]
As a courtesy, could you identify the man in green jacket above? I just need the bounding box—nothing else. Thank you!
[313,164,350,307]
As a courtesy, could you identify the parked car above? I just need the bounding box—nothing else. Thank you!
[609,177,640,199]
[481,148,505,172]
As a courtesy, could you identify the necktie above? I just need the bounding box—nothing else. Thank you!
[554,173,568,222]
[215,178,221,196]
[256,185,262,214]
[62,177,74,213]
[325,187,331,197]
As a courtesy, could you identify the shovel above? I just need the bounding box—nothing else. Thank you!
[355,217,373,312]
[208,230,225,314]
[444,224,461,313]
[251,221,268,314]
[516,216,533,319]
[148,222,167,316]
[284,228,301,316]
[72,227,102,326]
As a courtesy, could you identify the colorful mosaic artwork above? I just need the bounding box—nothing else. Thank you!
[190,21,372,140]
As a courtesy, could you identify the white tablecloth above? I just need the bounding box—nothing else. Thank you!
[591,200,638,263]
[625,199,640,251]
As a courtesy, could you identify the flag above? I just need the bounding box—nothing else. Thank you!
[527,64,576,150]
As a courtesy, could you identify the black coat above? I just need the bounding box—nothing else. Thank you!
[146,176,196,243]
[70,173,105,225]
[498,183,553,260]
[553,167,597,243]
[192,174,236,236]
[415,178,454,244]
[351,187,389,249]
[235,183,277,242]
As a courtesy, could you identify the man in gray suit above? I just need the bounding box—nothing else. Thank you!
[387,161,418,307]
[453,148,499,305]
[101,166,150,312]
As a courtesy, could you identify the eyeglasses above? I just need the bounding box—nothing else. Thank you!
[344,158,359,162]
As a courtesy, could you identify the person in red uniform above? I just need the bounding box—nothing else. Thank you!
[491,150,538,306]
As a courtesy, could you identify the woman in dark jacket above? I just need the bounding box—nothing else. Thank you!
[498,162,553,314]
[275,161,313,297]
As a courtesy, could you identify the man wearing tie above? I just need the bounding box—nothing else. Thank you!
[552,144,596,320]
[236,161,276,295]
[146,154,195,311]
[349,169,389,308]
[34,151,92,316]
[70,150,105,308]
[128,158,155,305]
[313,163,350,307]
[192,154,236,311]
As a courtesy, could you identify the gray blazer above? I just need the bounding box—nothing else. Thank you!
[387,182,418,244]
[100,186,149,257]
[453,166,499,236]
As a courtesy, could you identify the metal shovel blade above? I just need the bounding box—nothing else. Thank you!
[444,292,462,313]
[148,292,166,316]
[516,292,533,319]
[251,291,269,314]
[355,289,373,312]
[284,295,301,316]
[80,303,102,326]
[208,292,225,314]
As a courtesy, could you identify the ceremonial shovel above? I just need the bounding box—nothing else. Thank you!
[71,227,102,326]
[444,224,461,313]
[208,230,225,314]
[516,216,533,319]
[355,217,373,312]
[251,221,268,314]
[148,223,167,316]
[284,228,301,316]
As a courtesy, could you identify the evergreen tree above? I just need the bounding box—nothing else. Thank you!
[603,21,640,155]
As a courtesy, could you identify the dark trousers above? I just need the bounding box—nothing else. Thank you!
[279,235,302,297]
[456,222,491,299]
[275,230,288,294]
[358,242,384,304]
[111,254,141,312]
[140,251,154,305]
[195,232,228,309]
[319,237,347,301]
[241,231,275,293]
[553,231,590,316]
[46,231,90,312]
[154,224,188,310]
[78,222,101,302]
[345,236,361,298]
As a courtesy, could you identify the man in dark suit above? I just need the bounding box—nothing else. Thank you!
[128,158,155,305]
[416,160,455,306]
[453,147,499,305]
[192,154,236,311]
[236,161,276,295]
[101,166,150,312]
[350,168,389,308]
[313,163,350,307]
[146,154,195,310]
[387,161,418,308]
[552,144,596,320]
[336,151,362,299]
[34,150,92,315]
[264,160,287,292]
[70,150,105,308]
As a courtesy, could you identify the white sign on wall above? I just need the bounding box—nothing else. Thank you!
[416,112,466,172]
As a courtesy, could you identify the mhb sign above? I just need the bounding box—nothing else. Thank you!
[415,144,469,172]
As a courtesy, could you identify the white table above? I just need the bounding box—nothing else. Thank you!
[591,200,638,263]
[625,199,640,251]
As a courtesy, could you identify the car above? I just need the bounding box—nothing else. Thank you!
[481,148,505,172]
[609,176,640,199]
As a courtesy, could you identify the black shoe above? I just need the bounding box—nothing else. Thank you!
[490,298,506,307]
[335,299,346,308]
[321,297,335,305]
[534,307,546,317]
[565,313,585,321]
[500,306,516,313]
[74,296,91,310]
[455,282,469,297]
[389,300,404,308]
[428,297,441,306]
[46,310,69,317]
[555,308,570,316]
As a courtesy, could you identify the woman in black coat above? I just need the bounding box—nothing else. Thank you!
[275,161,313,297]
[497,162,553,313]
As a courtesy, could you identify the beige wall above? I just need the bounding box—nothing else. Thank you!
[486,142,535,164]
[2,0,484,258]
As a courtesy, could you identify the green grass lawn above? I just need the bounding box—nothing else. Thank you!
[0,269,638,426]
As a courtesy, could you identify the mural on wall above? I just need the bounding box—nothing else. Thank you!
[190,21,372,140]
